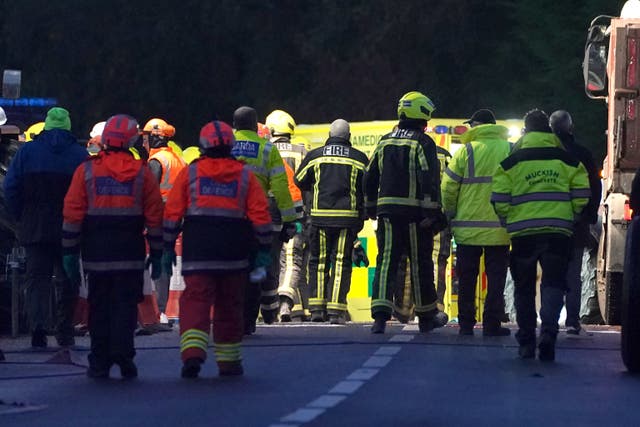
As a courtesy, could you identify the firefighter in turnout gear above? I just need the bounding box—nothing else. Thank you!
[295,119,368,324]
[491,110,590,361]
[265,109,306,320]
[232,106,298,332]
[365,91,449,334]
[143,118,186,316]
[441,109,512,336]
[164,121,272,377]
[62,114,164,378]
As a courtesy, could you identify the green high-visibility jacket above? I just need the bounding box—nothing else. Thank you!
[232,130,298,223]
[490,131,590,238]
[441,124,511,245]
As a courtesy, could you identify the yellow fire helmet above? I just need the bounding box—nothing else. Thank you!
[25,121,45,142]
[265,109,296,136]
[397,91,436,121]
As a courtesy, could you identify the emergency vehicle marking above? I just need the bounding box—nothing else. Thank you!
[198,178,238,197]
[94,176,134,196]
[231,140,260,158]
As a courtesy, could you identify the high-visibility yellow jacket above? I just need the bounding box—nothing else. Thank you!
[441,124,511,245]
[490,131,590,237]
[232,129,298,223]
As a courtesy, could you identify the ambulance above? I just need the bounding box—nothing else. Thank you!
[295,118,523,322]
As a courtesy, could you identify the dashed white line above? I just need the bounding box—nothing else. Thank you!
[272,333,410,426]
[374,345,402,356]
[329,380,365,394]
[389,334,414,342]
[307,394,347,408]
[362,355,392,368]
[346,368,379,381]
[280,408,326,423]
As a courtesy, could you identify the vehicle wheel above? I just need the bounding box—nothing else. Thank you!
[597,220,622,325]
[622,217,640,373]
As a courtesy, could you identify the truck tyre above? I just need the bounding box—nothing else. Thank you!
[597,220,622,325]
[622,216,640,373]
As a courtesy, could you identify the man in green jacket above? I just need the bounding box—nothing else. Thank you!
[441,109,511,336]
[232,106,299,334]
[491,110,590,361]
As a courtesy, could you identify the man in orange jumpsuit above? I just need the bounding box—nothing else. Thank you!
[62,114,164,379]
[164,121,272,377]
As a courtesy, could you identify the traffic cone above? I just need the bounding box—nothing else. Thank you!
[165,235,185,321]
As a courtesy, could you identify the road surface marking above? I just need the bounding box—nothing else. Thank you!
[389,334,414,342]
[280,408,325,423]
[329,380,365,394]
[375,346,402,356]
[346,368,379,380]
[307,395,347,408]
[363,356,392,368]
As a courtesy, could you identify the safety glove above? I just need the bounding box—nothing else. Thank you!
[419,209,448,235]
[249,249,271,284]
[63,254,81,284]
[279,221,303,242]
[352,239,369,267]
[161,247,177,277]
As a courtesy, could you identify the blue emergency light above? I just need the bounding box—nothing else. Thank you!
[0,97,58,107]
[433,125,449,134]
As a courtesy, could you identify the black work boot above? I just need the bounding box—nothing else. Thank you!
[31,329,48,349]
[279,297,293,322]
[483,324,511,337]
[329,313,346,325]
[311,310,326,322]
[371,315,386,334]
[538,333,556,362]
[261,309,277,325]
[218,361,244,376]
[518,344,535,359]
[419,310,449,333]
[181,358,203,378]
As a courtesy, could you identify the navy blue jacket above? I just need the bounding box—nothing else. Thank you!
[3,129,87,245]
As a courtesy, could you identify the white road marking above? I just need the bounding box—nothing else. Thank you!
[346,368,379,381]
[280,408,326,423]
[307,395,347,408]
[375,346,402,356]
[362,356,392,368]
[271,330,412,425]
[329,380,365,394]
[402,324,419,332]
[389,334,414,342]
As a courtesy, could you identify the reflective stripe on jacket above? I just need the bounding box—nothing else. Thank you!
[490,131,590,238]
[149,146,186,202]
[295,136,368,228]
[163,157,272,274]
[232,130,298,222]
[62,151,164,272]
[364,126,441,220]
[441,124,511,245]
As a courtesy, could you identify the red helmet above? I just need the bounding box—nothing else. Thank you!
[102,115,140,149]
[199,121,235,149]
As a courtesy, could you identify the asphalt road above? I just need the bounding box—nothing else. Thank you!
[1,322,638,427]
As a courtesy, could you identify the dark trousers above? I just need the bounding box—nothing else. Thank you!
[87,271,143,369]
[307,226,357,316]
[456,244,510,329]
[24,243,77,339]
[180,272,245,365]
[565,244,584,328]
[371,217,437,320]
[245,231,281,327]
[510,233,570,345]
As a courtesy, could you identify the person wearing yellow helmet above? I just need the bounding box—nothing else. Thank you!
[265,109,311,322]
[25,122,45,142]
[365,91,448,334]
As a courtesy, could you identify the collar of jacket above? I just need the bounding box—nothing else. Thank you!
[460,123,509,144]
[234,129,261,141]
[518,131,564,149]
[325,136,352,146]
